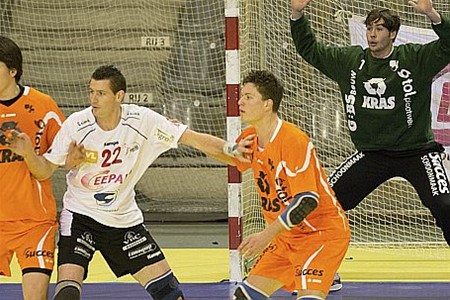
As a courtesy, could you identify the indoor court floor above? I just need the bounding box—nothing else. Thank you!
[1,222,449,299]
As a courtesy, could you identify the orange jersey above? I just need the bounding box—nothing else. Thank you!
[234,120,349,240]
[0,86,65,222]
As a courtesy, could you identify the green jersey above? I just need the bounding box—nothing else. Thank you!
[291,15,450,151]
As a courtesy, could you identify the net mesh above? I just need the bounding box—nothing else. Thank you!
[1,0,448,252]
[239,0,449,252]
[0,0,228,220]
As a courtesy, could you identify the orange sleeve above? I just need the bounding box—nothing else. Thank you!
[282,132,320,197]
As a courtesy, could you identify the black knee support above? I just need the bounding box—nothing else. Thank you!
[145,272,184,300]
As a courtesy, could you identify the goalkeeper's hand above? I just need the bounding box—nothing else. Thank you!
[223,134,255,163]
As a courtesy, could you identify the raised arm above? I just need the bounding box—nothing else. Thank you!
[290,0,350,82]
[291,0,312,20]
[408,0,441,23]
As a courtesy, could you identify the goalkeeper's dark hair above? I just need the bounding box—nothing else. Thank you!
[243,70,284,113]
[365,8,401,41]
[0,36,23,83]
[91,65,127,94]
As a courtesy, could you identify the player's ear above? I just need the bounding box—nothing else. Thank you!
[9,68,17,77]
[264,99,273,111]
[116,90,125,103]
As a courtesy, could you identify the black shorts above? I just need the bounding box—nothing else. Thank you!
[57,211,165,279]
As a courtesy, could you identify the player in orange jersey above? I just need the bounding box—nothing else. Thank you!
[0,36,65,300]
[229,70,350,300]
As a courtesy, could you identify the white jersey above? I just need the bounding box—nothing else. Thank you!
[45,104,187,228]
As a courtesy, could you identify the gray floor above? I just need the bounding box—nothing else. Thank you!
[145,221,228,248]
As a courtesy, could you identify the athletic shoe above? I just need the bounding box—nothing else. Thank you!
[329,273,343,292]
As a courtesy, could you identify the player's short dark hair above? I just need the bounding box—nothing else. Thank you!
[91,65,127,94]
[0,36,23,83]
[242,70,284,112]
[365,8,401,37]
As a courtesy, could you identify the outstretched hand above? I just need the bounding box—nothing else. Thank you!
[65,141,86,169]
[291,0,313,18]
[408,0,440,23]
[408,0,433,14]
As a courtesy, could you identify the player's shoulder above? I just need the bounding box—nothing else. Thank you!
[65,107,95,131]
[22,86,56,105]
[121,103,161,120]
[280,121,311,144]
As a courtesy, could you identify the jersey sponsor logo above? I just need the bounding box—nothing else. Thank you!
[156,128,175,144]
[74,246,92,259]
[362,78,395,110]
[76,237,96,251]
[122,231,148,251]
[261,196,281,213]
[77,119,90,127]
[104,141,119,147]
[389,60,399,72]
[85,150,98,163]
[122,237,147,251]
[397,68,416,128]
[421,152,450,196]
[24,104,35,113]
[328,152,365,187]
[33,118,48,155]
[257,171,270,194]
[0,149,23,164]
[295,267,324,277]
[94,191,118,206]
[24,248,54,259]
[345,70,358,131]
[128,243,157,259]
[81,170,129,190]
[124,142,140,155]
[275,178,293,205]
[257,171,293,212]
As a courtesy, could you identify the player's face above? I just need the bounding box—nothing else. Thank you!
[238,83,267,124]
[0,62,17,100]
[89,79,122,120]
[366,19,396,58]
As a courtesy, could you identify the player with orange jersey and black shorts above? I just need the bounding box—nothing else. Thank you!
[228,70,350,300]
[0,36,65,300]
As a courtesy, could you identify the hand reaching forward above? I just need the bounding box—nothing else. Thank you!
[65,141,86,169]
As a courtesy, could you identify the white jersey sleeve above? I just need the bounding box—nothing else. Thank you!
[49,104,187,228]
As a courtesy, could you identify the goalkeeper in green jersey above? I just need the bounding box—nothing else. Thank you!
[290,0,450,290]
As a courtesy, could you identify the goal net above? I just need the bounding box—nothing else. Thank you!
[239,0,449,254]
[1,0,229,221]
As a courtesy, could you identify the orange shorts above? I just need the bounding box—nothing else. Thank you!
[0,220,57,277]
[249,233,350,295]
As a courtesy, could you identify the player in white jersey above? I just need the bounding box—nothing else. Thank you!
[6,65,251,300]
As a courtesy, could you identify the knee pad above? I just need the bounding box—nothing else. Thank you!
[145,271,184,300]
[233,282,268,300]
[53,280,81,300]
